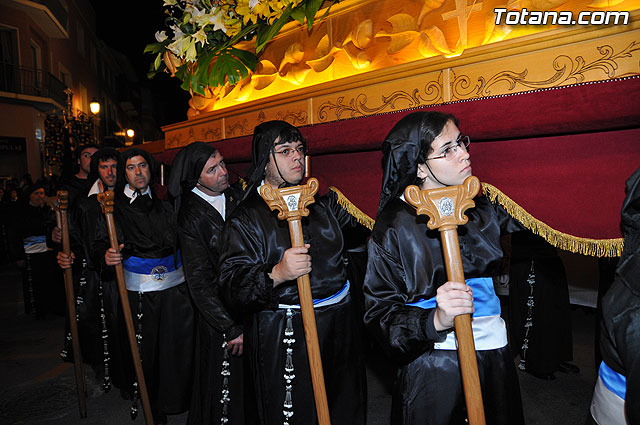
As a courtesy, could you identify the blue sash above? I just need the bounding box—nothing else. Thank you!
[599,361,627,400]
[278,281,350,309]
[122,252,184,292]
[407,277,507,350]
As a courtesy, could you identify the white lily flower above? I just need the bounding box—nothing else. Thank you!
[170,24,185,41]
[209,11,227,32]
[193,29,208,47]
[155,31,168,42]
[168,35,193,59]
[184,39,198,62]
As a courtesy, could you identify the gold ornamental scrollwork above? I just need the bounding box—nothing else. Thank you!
[276,110,308,125]
[227,119,251,137]
[452,41,640,100]
[317,78,443,121]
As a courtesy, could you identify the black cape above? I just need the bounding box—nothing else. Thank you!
[364,196,524,425]
[92,188,196,417]
[219,189,368,425]
[177,186,247,425]
[599,166,640,423]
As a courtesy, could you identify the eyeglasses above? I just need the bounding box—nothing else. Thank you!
[426,136,470,161]
[273,145,308,157]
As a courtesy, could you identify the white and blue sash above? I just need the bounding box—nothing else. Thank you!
[407,277,508,351]
[122,253,184,293]
[590,361,627,425]
[278,281,350,309]
[23,235,48,254]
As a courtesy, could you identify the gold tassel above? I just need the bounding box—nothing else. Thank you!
[482,182,623,258]
[329,187,375,230]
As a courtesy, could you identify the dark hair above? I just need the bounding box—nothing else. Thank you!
[414,112,458,186]
[76,143,100,161]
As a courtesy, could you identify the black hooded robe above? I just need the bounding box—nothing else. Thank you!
[365,196,525,425]
[177,187,248,425]
[364,111,524,425]
[591,166,640,424]
[92,149,195,418]
[219,189,368,425]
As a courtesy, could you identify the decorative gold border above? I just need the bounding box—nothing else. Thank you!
[329,183,623,257]
[452,40,640,100]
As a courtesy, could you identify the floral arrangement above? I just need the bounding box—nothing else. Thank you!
[145,0,335,95]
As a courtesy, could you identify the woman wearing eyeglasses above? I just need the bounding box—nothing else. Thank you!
[363,111,525,425]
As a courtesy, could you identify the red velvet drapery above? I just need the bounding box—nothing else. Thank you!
[156,77,640,241]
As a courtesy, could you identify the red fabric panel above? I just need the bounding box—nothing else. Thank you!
[155,78,640,239]
[472,129,639,239]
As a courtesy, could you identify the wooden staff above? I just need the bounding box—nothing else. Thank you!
[47,191,87,418]
[97,191,154,425]
[260,178,331,425]
[404,176,485,425]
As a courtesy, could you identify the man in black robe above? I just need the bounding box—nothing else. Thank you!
[93,148,195,423]
[168,142,246,425]
[58,144,99,204]
[12,182,64,318]
[219,120,368,425]
[590,166,640,424]
[363,111,524,425]
[57,148,130,393]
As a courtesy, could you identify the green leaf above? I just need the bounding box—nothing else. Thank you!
[143,42,165,55]
[153,52,163,71]
[230,47,258,71]
[291,6,306,26]
[256,4,294,53]
[304,0,324,31]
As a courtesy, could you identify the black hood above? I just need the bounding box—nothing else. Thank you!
[378,111,456,215]
[166,142,218,215]
[244,120,305,197]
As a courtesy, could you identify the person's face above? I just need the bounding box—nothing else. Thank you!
[29,188,45,207]
[10,190,18,201]
[78,147,98,175]
[417,120,471,190]
[125,156,151,191]
[197,152,228,196]
[98,158,118,189]
[264,139,306,187]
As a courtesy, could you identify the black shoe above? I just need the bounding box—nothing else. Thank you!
[557,361,580,375]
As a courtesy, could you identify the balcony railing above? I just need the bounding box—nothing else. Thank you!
[0,63,67,106]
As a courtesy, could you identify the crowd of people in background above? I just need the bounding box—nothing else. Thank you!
[0,114,636,425]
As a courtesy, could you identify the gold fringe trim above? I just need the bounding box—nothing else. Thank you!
[329,187,375,230]
[482,182,623,258]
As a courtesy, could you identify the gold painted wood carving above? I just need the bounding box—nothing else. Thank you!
[451,40,640,100]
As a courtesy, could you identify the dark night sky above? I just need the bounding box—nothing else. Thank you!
[89,1,191,129]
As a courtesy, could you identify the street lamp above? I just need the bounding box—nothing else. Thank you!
[90,98,100,115]
[90,98,101,143]
[125,128,135,146]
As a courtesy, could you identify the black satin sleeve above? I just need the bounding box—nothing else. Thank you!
[219,199,279,314]
[364,234,445,365]
[177,195,242,339]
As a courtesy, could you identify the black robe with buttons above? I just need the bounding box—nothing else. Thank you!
[177,186,248,425]
[219,189,369,425]
[364,195,525,425]
[92,189,196,417]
